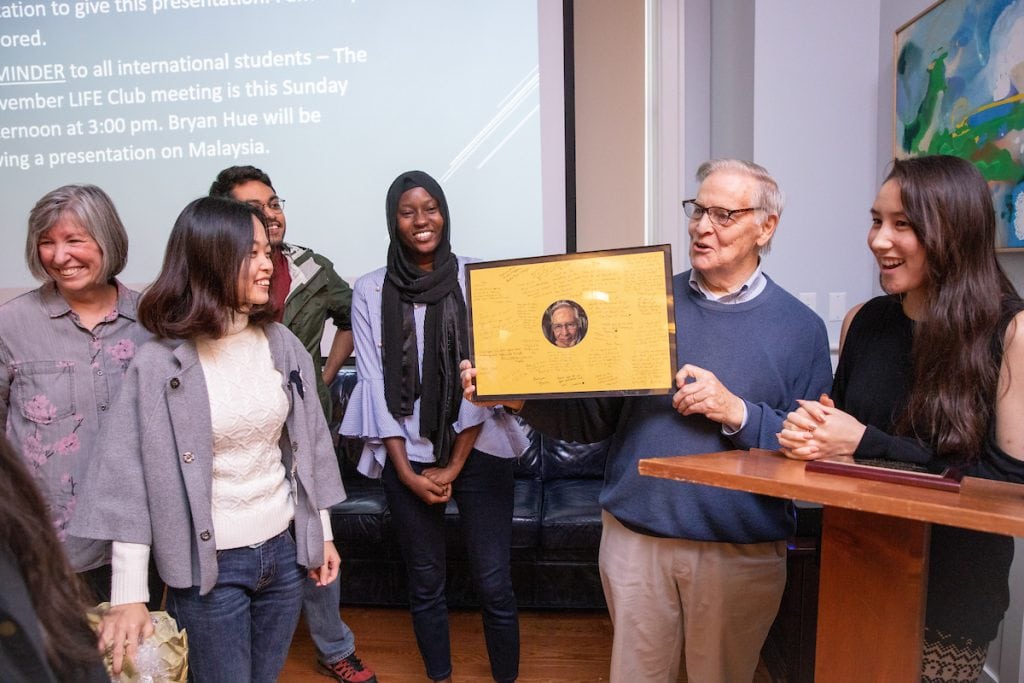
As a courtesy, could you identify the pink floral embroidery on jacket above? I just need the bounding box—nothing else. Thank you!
[24,394,57,423]
[23,433,47,468]
[54,433,80,455]
[108,338,136,370]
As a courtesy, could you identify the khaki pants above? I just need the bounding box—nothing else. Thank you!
[599,510,787,683]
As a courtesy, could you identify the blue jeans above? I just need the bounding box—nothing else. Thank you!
[166,529,305,683]
[302,570,356,664]
[383,450,519,683]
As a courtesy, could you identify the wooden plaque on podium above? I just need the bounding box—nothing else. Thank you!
[805,457,963,492]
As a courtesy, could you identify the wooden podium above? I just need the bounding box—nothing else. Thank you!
[638,449,1024,682]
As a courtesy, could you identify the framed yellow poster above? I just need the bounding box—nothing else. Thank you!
[466,245,677,399]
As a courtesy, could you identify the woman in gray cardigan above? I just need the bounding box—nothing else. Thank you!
[71,197,346,682]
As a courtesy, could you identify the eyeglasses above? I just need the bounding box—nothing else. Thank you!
[681,200,761,228]
[551,322,579,333]
[246,198,286,214]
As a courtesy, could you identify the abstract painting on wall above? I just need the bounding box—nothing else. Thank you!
[896,0,1024,249]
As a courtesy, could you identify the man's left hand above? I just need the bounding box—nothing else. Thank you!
[672,364,744,431]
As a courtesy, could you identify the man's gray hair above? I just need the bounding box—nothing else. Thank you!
[549,300,579,319]
[696,159,784,254]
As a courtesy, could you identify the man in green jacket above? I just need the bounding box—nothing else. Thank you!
[210,166,376,683]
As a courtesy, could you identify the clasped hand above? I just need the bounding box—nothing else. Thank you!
[776,394,865,460]
[402,469,454,505]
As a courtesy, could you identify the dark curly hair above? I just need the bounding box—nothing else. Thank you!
[208,165,275,198]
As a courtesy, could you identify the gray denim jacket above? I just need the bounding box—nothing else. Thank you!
[69,323,346,595]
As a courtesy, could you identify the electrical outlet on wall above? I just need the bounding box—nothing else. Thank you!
[828,292,846,322]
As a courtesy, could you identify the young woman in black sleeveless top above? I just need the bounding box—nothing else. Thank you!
[778,155,1024,683]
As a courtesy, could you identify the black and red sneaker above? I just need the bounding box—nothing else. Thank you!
[316,653,378,683]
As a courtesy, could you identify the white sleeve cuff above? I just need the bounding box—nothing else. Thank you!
[110,541,151,606]
[319,509,334,542]
[721,402,749,437]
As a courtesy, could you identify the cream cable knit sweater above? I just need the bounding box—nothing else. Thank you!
[198,322,292,550]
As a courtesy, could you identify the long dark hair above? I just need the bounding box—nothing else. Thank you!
[140,196,278,338]
[0,434,102,678]
[890,155,1021,460]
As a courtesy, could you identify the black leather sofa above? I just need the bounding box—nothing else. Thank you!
[329,369,609,609]
[328,369,820,681]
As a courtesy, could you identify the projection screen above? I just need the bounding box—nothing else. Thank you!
[0,0,565,300]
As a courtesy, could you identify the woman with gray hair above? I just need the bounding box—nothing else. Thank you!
[0,184,151,601]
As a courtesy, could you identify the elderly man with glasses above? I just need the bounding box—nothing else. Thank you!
[464,158,832,682]
[209,166,376,683]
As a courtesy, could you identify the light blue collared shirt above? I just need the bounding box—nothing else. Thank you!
[688,264,766,303]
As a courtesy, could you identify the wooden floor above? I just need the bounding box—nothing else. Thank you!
[280,606,775,682]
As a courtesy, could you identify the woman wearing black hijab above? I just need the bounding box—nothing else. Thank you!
[342,171,527,683]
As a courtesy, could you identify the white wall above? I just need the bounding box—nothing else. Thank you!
[710,0,754,161]
[751,1,881,349]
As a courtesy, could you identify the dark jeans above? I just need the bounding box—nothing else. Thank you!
[165,529,305,683]
[383,449,519,682]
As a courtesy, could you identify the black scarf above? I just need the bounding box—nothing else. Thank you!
[381,171,468,467]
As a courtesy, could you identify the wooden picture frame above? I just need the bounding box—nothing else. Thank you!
[466,245,677,400]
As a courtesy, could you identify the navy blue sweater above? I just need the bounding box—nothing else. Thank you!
[521,272,832,543]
